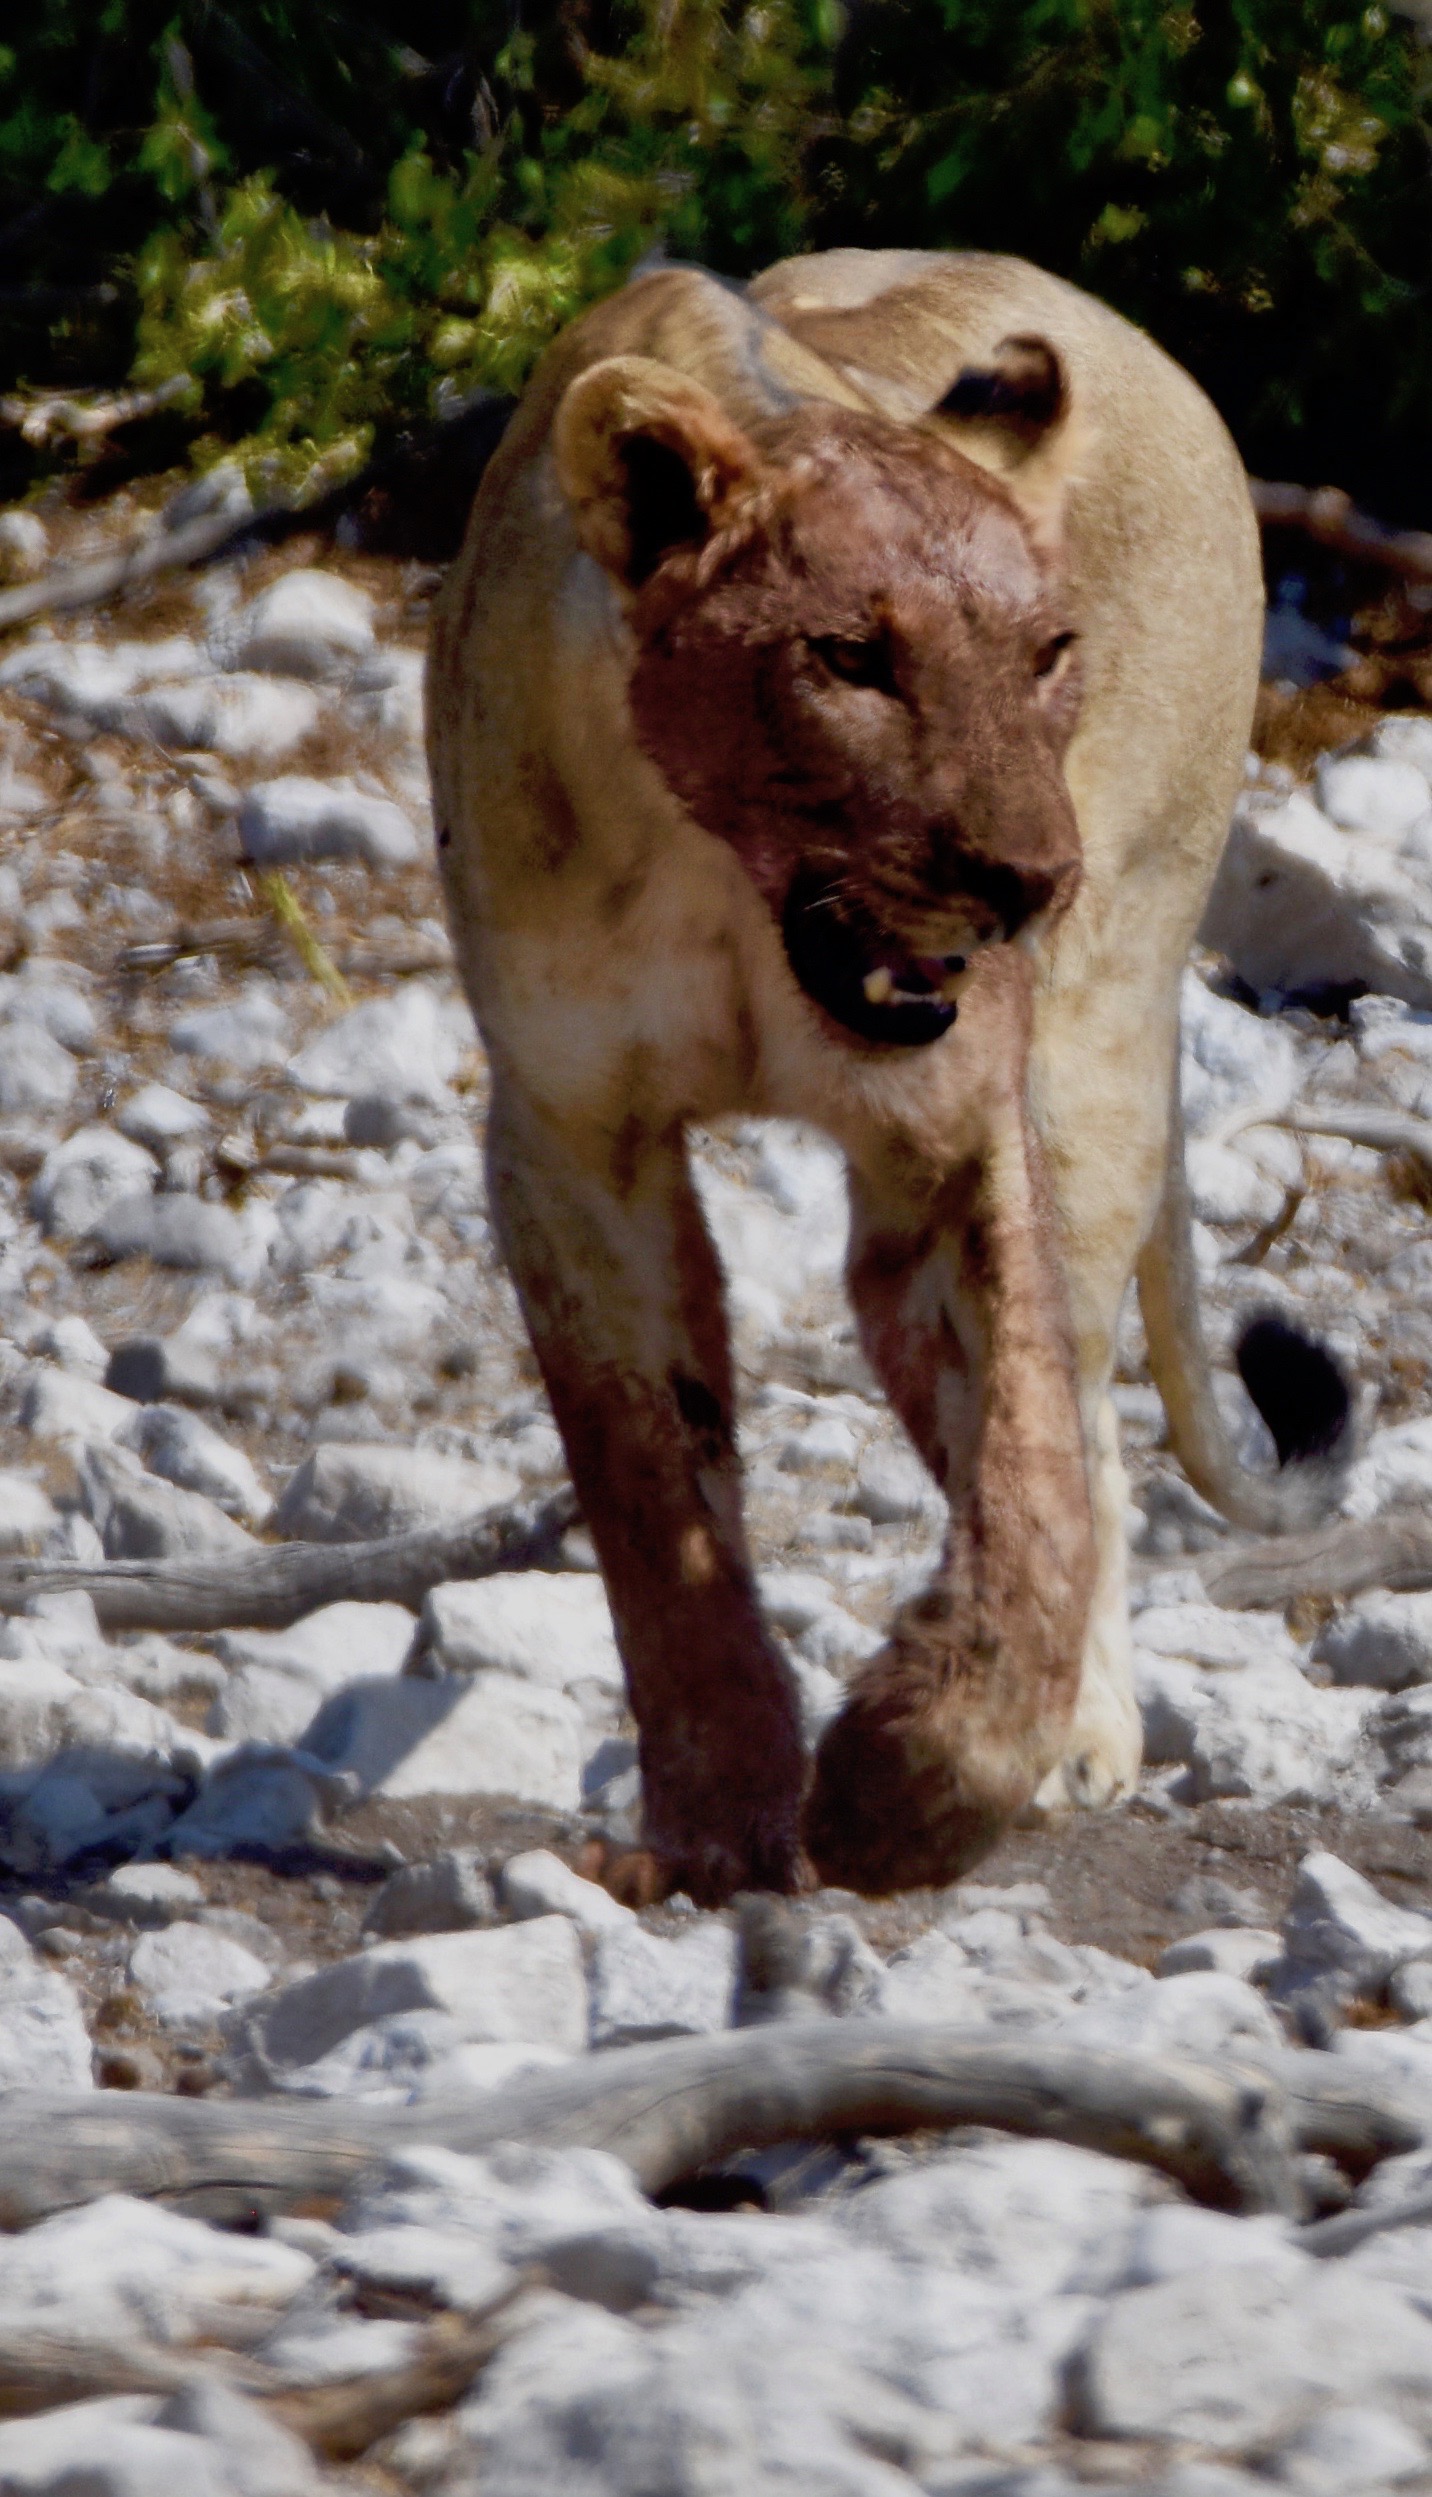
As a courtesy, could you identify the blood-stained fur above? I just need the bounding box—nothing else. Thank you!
[427,249,1270,1902]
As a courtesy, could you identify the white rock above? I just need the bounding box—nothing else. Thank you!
[233,569,375,679]
[0,1472,58,1553]
[117,1081,212,1154]
[169,979,291,1071]
[756,1567,883,1671]
[0,2191,311,2342]
[117,1402,270,1525]
[1318,753,1432,846]
[1180,969,1302,1134]
[1133,1601,1301,1673]
[248,1918,588,2070]
[0,1018,77,1117]
[1344,1417,1432,1522]
[1157,1928,1282,1981]
[420,1576,620,1699]
[1280,1849,1432,1989]
[165,1749,353,1859]
[777,1413,859,1474]
[209,1601,415,1744]
[78,1440,255,1562]
[1082,2260,1432,2449]
[1121,2203,1308,2290]
[239,774,418,868]
[1186,1138,1283,1227]
[0,969,96,1054]
[0,510,48,581]
[0,2411,235,2496]
[275,1441,520,1542]
[1055,1969,1281,2058]
[126,672,321,761]
[852,1443,940,1525]
[0,1918,94,2088]
[19,1366,132,1444]
[101,1863,205,1920]
[1273,2401,1430,2495]
[93,1190,259,1283]
[1188,1664,1377,1807]
[267,2008,462,2102]
[303,1670,583,1810]
[834,2134,1162,2299]
[588,1919,737,2046]
[1315,1591,1432,1690]
[128,1921,272,2029]
[286,982,458,1102]
[32,1314,107,1377]
[501,1850,635,1935]
[30,1124,155,1240]
[1202,786,1432,1007]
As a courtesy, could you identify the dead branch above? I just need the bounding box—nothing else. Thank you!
[265,2296,525,2459]
[1194,1510,1432,1610]
[0,1487,578,1634]
[0,2026,1344,2227]
[0,376,195,451]
[1252,479,1432,588]
[0,499,266,636]
[117,921,451,983]
[1220,1101,1432,1186]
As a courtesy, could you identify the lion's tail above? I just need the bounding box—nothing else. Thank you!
[1135,1059,1352,1534]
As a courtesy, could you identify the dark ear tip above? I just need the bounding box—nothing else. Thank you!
[935,334,1065,441]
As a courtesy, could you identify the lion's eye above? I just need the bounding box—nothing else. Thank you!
[1034,630,1077,680]
[810,634,898,696]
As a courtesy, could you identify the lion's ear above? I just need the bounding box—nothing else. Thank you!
[932,335,1079,543]
[553,356,765,593]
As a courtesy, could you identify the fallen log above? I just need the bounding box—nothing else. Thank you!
[0,2026,1346,2227]
[1196,1511,1432,1611]
[0,1487,578,1634]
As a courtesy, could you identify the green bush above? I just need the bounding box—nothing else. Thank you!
[2,2,1430,517]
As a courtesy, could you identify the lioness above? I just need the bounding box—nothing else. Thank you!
[428,249,1344,1902]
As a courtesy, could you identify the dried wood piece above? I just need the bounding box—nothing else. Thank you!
[1221,1101,1432,1184]
[265,2294,526,2459]
[1252,478,1432,588]
[0,375,194,450]
[0,2025,1322,2225]
[1197,1511,1432,1611]
[0,501,265,635]
[0,1488,578,1634]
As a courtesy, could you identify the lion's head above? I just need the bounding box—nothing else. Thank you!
[554,338,1084,1049]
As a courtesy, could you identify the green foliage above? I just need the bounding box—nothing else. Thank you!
[1,1,1430,515]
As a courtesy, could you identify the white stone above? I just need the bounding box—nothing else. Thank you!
[19,1366,132,1444]
[1280,1848,1432,1988]
[30,1124,155,1240]
[92,1190,259,1283]
[0,1018,77,1116]
[239,774,418,868]
[1343,1417,1432,1522]
[1121,2203,1308,2290]
[275,1440,519,1542]
[32,1314,107,1377]
[303,1670,583,1811]
[588,1919,737,2046]
[501,1850,635,1935]
[117,1402,270,1525]
[0,2191,311,2343]
[209,1600,415,1744]
[1055,1968,1282,2058]
[0,969,96,1054]
[1133,1648,1212,1764]
[1273,2401,1430,2495]
[78,1439,255,1562]
[1157,1928,1282,1981]
[128,1921,272,2029]
[1315,1591,1432,1690]
[286,982,458,1102]
[169,979,291,1071]
[1133,1601,1301,1672]
[834,2134,1162,2299]
[102,1863,205,1919]
[0,2412,237,2496]
[126,671,321,761]
[1318,753,1432,845]
[0,510,48,581]
[421,1573,622,1693]
[1202,789,1432,1009]
[757,1567,883,1671]
[117,1081,212,1153]
[0,1918,94,2088]
[248,1918,588,2070]
[777,1413,860,1473]
[1186,1138,1283,1227]
[853,1442,941,1525]
[233,568,375,679]
[1187,1664,1377,1806]
[0,1472,58,1553]
[1180,969,1302,1134]
[1082,2260,1432,2449]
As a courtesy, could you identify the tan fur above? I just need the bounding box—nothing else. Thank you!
[427,250,1263,1899]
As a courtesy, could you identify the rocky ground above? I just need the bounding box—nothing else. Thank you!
[3,479,1432,2491]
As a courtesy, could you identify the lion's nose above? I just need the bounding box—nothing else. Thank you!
[952,849,1074,941]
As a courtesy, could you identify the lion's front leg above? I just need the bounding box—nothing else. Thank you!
[486,1080,806,1906]
[805,967,1097,1894]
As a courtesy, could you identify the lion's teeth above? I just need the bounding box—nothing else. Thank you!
[863,966,895,1006]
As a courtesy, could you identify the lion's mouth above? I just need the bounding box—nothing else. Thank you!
[781,869,966,1048]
